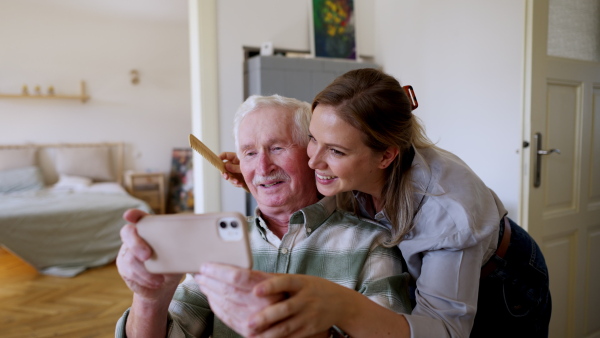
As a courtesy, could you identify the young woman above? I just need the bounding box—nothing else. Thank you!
[214,68,551,338]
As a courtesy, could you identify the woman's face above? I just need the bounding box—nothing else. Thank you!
[307,104,392,198]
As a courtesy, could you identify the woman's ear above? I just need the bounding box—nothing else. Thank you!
[379,147,399,169]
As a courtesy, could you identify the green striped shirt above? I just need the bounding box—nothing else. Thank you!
[116,196,411,337]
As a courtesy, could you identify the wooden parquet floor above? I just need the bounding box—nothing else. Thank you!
[0,247,133,338]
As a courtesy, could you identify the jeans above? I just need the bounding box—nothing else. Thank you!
[470,217,552,338]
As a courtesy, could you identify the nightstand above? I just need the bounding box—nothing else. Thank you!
[125,172,166,214]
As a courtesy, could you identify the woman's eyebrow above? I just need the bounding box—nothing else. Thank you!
[321,140,352,152]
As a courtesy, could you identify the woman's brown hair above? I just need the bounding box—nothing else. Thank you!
[312,68,433,246]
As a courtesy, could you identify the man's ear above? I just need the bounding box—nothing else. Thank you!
[379,147,399,169]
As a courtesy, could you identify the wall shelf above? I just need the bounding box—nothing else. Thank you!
[0,81,90,103]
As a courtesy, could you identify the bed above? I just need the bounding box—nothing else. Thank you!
[0,142,152,277]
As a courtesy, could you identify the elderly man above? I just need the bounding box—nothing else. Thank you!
[115,95,411,338]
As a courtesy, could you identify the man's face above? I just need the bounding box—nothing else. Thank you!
[237,106,317,214]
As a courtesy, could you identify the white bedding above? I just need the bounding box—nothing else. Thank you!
[0,183,152,277]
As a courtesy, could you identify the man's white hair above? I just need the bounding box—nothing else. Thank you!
[233,95,312,152]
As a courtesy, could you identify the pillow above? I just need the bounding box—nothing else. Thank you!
[0,166,45,193]
[54,146,114,181]
[0,147,37,171]
[52,174,93,191]
[86,182,127,194]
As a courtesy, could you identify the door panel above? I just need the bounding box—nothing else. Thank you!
[526,0,600,337]
[586,229,600,334]
[591,87,600,204]
[545,81,578,214]
[534,58,600,338]
[544,234,575,338]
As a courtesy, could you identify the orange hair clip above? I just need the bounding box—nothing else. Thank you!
[403,85,418,111]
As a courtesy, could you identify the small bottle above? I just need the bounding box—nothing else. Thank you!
[48,86,55,95]
[22,85,29,95]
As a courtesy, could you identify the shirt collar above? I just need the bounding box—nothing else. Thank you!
[253,195,337,238]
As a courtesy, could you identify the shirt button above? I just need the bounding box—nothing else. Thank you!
[281,248,289,254]
[307,228,312,233]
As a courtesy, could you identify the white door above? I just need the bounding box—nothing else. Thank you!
[524,0,600,337]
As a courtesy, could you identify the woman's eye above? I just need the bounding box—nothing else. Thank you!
[330,148,345,156]
[308,134,315,141]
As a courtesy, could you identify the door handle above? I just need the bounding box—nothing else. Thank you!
[537,149,561,155]
[534,132,561,188]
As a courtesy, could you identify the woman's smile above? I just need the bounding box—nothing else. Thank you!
[307,104,389,198]
[315,172,338,184]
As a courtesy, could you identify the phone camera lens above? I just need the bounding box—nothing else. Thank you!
[219,221,227,228]
[230,221,238,228]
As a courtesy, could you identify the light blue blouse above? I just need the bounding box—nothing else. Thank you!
[355,146,507,338]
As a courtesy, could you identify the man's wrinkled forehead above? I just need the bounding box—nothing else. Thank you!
[237,110,296,150]
[238,135,298,153]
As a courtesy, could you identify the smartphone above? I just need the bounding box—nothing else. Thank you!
[136,212,252,273]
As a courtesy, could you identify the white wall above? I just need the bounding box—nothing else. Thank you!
[216,0,525,220]
[373,0,526,219]
[216,0,313,214]
[0,1,525,218]
[0,0,191,177]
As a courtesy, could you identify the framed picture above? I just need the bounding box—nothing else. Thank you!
[310,0,357,60]
[167,148,194,213]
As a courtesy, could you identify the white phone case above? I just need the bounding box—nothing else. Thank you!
[137,212,252,273]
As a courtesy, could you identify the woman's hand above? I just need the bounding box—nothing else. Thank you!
[117,209,182,301]
[219,151,249,192]
[194,263,284,336]
[246,274,356,338]
[250,275,411,338]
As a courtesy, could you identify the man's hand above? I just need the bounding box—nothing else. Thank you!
[117,209,182,301]
[194,263,284,337]
[116,209,185,337]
